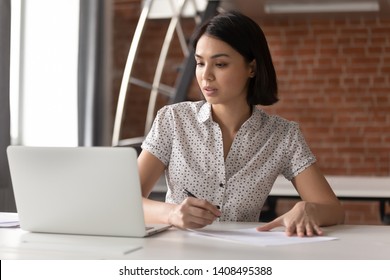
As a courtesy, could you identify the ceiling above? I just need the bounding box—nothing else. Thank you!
[218,0,390,19]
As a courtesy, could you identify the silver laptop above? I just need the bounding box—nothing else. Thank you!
[7,146,171,237]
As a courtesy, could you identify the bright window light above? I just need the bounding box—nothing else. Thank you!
[11,0,80,147]
[10,0,21,145]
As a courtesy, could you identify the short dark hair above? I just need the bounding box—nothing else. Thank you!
[191,11,278,106]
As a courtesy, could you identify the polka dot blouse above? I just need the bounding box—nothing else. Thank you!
[141,101,316,222]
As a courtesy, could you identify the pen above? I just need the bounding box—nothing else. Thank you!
[183,188,197,198]
[183,188,220,210]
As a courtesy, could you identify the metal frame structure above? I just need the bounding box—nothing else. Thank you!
[112,0,220,147]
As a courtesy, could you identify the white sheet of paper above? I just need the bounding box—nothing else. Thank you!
[190,227,338,246]
[0,212,20,228]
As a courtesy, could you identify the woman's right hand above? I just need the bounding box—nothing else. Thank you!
[138,150,220,228]
[168,197,221,229]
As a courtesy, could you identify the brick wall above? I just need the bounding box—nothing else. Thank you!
[260,16,390,177]
[112,1,390,224]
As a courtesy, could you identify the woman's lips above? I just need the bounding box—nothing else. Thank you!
[203,86,217,96]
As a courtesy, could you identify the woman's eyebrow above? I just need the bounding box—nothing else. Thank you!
[194,53,230,59]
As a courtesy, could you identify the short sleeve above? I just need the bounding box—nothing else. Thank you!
[141,106,173,166]
[281,123,316,180]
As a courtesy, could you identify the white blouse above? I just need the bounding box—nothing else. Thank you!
[141,101,316,222]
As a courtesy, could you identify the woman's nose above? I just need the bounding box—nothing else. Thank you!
[202,65,214,81]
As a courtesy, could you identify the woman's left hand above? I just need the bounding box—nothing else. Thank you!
[256,201,323,237]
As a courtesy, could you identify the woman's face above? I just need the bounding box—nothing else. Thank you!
[195,35,255,107]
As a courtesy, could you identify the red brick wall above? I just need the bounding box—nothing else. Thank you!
[260,16,390,177]
[112,1,390,224]
[257,16,390,225]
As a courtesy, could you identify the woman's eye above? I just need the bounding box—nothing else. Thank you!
[196,62,204,67]
[216,63,227,68]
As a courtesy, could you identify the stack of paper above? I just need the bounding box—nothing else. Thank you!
[0,212,20,228]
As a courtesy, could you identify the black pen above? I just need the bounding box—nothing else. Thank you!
[183,188,220,210]
[183,188,197,198]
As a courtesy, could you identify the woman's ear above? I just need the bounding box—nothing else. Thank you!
[249,59,256,78]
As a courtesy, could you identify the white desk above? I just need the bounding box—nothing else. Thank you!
[271,176,390,198]
[1,223,390,260]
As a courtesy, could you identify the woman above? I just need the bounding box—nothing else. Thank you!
[138,11,344,237]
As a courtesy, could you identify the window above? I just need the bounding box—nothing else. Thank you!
[10,0,80,146]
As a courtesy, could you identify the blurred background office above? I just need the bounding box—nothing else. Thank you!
[1,0,389,223]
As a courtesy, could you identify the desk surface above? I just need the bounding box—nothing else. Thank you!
[1,223,389,260]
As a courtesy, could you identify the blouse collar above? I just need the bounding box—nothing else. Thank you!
[197,101,262,129]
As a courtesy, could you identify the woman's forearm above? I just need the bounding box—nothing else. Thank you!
[312,201,345,226]
[142,197,175,224]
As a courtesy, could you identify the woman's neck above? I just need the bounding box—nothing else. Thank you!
[211,103,252,134]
